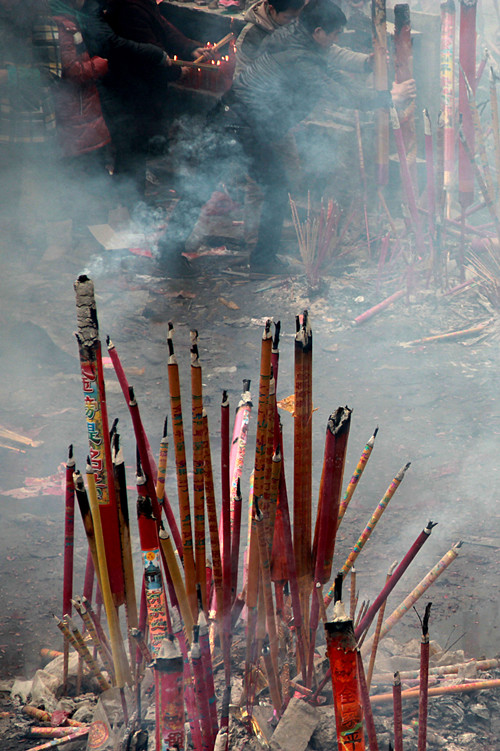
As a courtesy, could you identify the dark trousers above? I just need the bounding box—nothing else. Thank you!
[159,110,289,264]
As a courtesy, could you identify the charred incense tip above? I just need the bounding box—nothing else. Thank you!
[394,2,410,30]
[74,275,99,347]
[328,406,352,436]
[190,343,200,366]
[190,329,198,345]
[253,495,262,519]
[454,540,464,551]
[422,602,432,637]
[272,447,281,463]
[67,444,74,466]
[373,426,379,438]
[162,415,168,438]
[159,528,169,540]
[333,572,343,604]
[222,390,229,407]
[86,456,93,473]
[73,470,84,490]
[128,386,136,405]
[272,320,281,351]
[106,335,113,349]
[193,624,200,644]
[243,378,251,393]
[394,671,401,685]
[236,477,242,500]
[137,494,154,519]
[263,319,272,339]
[425,520,438,534]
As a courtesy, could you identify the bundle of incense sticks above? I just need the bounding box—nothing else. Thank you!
[56,278,465,748]
[289,193,355,285]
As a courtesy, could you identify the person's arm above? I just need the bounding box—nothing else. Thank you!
[328,43,369,74]
[56,21,109,82]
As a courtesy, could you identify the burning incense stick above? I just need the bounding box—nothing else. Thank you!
[361,541,462,656]
[325,578,366,751]
[339,462,411,579]
[154,636,184,751]
[26,729,89,750]
[173,614,203,751]
[190,332,207,612]
[356,650,379,750]
[190,630,213,751]
[198,611,219,742]
[336,428,378,532]
[417,603,432,751]
[193,32,234,64]
[365,560,398,688]
[54,615,110,692]
[74,276,124,605]
[62,445,75,691]
[255,497,280,681]
[355,521,436,640]
[393,672,403,751]
[72,597,114,679]
[167,322,197,619]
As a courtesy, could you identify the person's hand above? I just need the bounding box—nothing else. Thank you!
[192,46,211,61]
[391,78,416,104]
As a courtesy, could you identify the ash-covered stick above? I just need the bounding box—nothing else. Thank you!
[353,289,405,326]
[62,445,75,691]
[393,672,403,751]
[361,541,462,656]
[337,428,378,535]
[190,332,207,611]
[74,276,124,606]
[72,596,114,679]
[418,603,432,751]
[355,521,437,640]
[337,462,411,580]
[167,322,197,620]
[365,561,398,689]
[54,615,110,692]
[85,460,131,686]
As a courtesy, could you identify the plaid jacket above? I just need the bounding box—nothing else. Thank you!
[0,15,61,145]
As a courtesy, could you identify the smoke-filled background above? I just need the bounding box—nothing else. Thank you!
[1,0,500,681]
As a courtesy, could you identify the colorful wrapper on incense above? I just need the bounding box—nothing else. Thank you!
[26,729,88,750]
[340,462,410,578]
[74,276,124,602]
[155,637,184,751]
[173,615,203,751]
[137,496,168,656]
[336,429,377,532]
[230,383,252,503]
[325,602,365,751]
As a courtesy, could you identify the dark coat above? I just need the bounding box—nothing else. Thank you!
[52,14,110,156]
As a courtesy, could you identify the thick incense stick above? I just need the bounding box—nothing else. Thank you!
[294,312,313,613]
[355,520,436,639]
[193,32,234,64]
[62,445,75,690]
[372,0,389,186]
[255,498,280,681]
[72,596,114,678]
[190,332,207,611]
[198,611,219,742]
[440,0,456,214]
[361,541,462,656]
[190,631,213,751]
[154,636,184,751]
[159,529,194,644]
[423,109,437,239]
[325,585,366,751]
[84,462,130,686]
[418,603,432,751]
[355,110,371,257]
[74,276,124,604]
[202,415,224,631]
[372,677,500,704]
[339,462,410,579]
[393,672,403,751]
[220,390,232,678]
[26,729,89,750]
[167,322,197,619]
[394,4,417,188]
[458,0,477,210]
[356,650,379,750]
